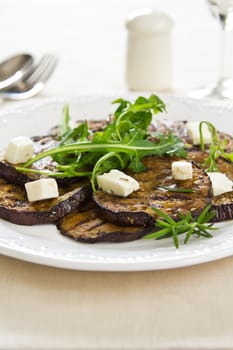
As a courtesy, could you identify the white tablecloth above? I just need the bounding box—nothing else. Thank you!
[0,1,233,349]
[1,255,233,350]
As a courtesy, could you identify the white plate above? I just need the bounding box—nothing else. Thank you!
[0,94,232,271]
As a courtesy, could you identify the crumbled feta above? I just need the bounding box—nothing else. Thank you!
[25,178,59,202]
[4,136,34,164]
[172,161,193,180]
[207,172,233,196]
[187,122,212,145]
[97,169,139,197]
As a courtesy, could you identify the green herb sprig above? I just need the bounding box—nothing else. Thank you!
[144,205,217,248]
[158,185,195,193]
[199,121,233,172]
[16,95,186,190]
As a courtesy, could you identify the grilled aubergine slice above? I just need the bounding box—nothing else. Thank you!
[0,178,91,225]
[0,120,110,187]
[93,156,212,227]
[150,119,233,153]
[0,134,84,188]
[57,202,154,243]
[187,150,233,221]
[0,135,60,186]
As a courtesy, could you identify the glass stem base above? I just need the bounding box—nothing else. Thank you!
[189,78,233,99]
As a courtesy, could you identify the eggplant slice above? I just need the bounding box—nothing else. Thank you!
[93,156,212,227]
[0,120,110,187]
[150,119,233,153]
[57,202,154,243]
[187,150,233,221]
[0,178,91,225]
[0,134,83,188]
[0,135,60,186]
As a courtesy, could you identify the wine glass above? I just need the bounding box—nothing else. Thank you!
[191,0,233,98]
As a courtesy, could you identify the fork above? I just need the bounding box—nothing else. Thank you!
[0,54,58,100]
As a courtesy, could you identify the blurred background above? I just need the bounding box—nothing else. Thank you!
[0,0,220,96]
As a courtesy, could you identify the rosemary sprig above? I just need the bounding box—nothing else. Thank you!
[144,205,217,248]
[199,121,233,172]
[158,185,195,193]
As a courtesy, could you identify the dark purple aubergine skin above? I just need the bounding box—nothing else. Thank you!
[0,161,31,186]
[0,178,92,225]
[0,160,81,187]
[211,199,233,222]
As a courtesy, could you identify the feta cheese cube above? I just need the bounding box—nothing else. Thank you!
[172,161,193,180]
[25,178,59,202]
[4,136,34,164]
[186,122,212,145]
[97,169,139,197]
[207,172,233,196]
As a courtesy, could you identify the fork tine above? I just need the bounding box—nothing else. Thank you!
[38,56,58,84]
[0,54,58,100]
[27,54,57,85]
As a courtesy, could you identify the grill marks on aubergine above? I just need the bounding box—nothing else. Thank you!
[57,202,154,243]
[93,156,212,227]
[0,178,91,225]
